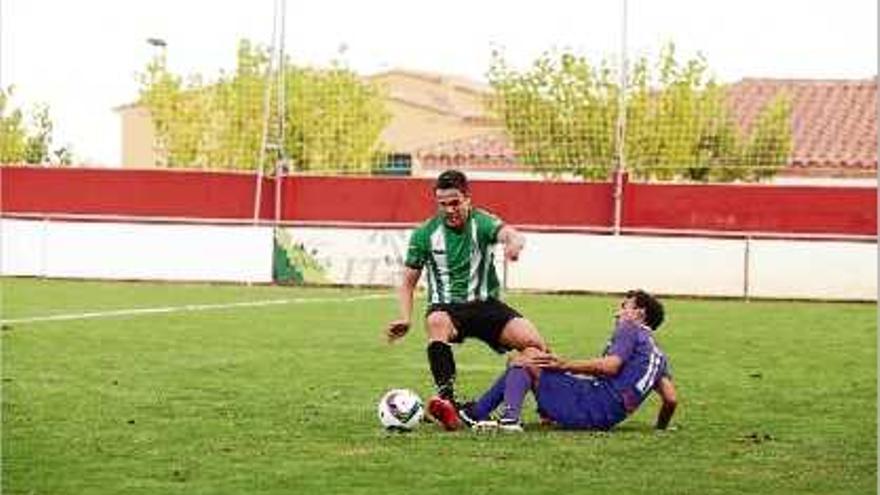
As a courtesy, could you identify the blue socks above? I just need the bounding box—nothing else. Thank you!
[472,370,507,419]
[501,366,530,422]
[472,366,532,422]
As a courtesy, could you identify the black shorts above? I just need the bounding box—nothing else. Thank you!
[426,298,522,354]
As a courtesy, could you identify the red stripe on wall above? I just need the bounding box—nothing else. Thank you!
[282,176,435,223]
[282,176,613,227]
[624,182,877,235]
[469,181,613,228]
[1,167,274,220]
[2,167,875,235]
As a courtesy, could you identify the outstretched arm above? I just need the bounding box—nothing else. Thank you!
[386,267,421,342]
[497,225,525,261]
[654,376,678,430]
[530,353,623,377]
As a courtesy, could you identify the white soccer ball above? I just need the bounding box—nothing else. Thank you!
[377,388,424,430]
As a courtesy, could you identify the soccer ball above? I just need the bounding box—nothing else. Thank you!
[377,388,424,431]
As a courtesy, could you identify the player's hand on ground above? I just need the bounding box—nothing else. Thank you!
[385,320,410,343]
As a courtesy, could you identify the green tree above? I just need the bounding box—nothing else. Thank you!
[488,51,618,180]
[738,93,792,181]
[0,87,61,165]
[137,39,390,172]
[0,87,28,162]
[23,104,53,164]
[137,55,206,167]
[489,43,792,182]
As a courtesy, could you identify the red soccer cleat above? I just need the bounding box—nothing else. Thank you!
[427,396,461,431]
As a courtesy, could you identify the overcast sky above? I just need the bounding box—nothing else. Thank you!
[1,0,876,165]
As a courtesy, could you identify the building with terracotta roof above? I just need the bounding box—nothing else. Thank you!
[415,78,878,181]
[116,68,500,173]
[727,78,876,178]
[365,69,499,173]
[117,73,877,180]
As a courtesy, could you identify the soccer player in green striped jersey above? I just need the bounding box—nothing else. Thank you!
[385,170,548,430]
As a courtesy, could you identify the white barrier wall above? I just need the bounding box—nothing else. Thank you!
[748,240,877,300]
[280,227,409,286]
[505,233,747,297]
[508,233,876,300]
[278,227,875,301]
[1,219,274,283]
[2,219,875,300]
[1,219,47,276]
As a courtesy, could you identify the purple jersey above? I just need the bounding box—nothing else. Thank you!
[603,320,668,413]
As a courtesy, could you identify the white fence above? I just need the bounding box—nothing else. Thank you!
[1,219,875,300]
[1,219,274,283]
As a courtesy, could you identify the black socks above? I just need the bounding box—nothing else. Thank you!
[427,341,456,400]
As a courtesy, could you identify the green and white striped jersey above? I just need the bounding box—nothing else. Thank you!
[404,208,504,304]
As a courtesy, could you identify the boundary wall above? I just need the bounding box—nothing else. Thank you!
[3,167,875,235]
[2,167,875,300]
[1,219,273,283]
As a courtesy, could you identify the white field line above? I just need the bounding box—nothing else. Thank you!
[2,293,393,325]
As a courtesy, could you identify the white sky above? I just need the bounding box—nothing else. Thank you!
[1,0,877,165]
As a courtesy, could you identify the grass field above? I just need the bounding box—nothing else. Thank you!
[1,278,876,494]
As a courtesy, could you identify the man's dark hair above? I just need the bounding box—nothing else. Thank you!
[435,170,469,192]
[626,289,665,330]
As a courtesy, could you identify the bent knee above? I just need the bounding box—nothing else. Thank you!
[519,346,546,359]
[526,336,549,352]
[501,319,548,351]
[425,311,455,340]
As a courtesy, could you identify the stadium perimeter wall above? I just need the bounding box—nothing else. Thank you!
[1,221,874,300]
[1,219,273,283]
[2,167,875,235]
[1,167,876,300]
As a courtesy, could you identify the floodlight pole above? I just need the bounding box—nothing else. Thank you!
[147,38,168,168]
[146,38,168,71]
[611,0,628,236]
[274,0,287,228]
[253,0,281,224]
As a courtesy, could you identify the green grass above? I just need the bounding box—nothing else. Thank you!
[2,278,876,495]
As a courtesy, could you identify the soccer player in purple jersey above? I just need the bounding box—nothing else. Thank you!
[460,289,678,432]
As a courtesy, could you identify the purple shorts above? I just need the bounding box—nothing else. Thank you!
[536,371,627,430]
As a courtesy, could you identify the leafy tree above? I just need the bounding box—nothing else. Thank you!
[0,87,27,162]
[23,104,53,164]
[0,87,62,165]
[137,39,390,172]
[489,43,792,182]
[52,145,74,165]
[738,93,792,181]
[488,52,618,180]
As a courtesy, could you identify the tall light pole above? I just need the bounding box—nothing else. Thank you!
[274,0,287,228]
[612,0,628,235]
[146,38,168,167]
[146,37,167,64]
[253,0,282,224]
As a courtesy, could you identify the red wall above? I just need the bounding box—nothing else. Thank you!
[624,182,877,235]
[1,167,275,220]
[2,167,875,236]
[283,176,613,227]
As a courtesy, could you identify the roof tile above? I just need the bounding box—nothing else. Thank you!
[416,78,877,177]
